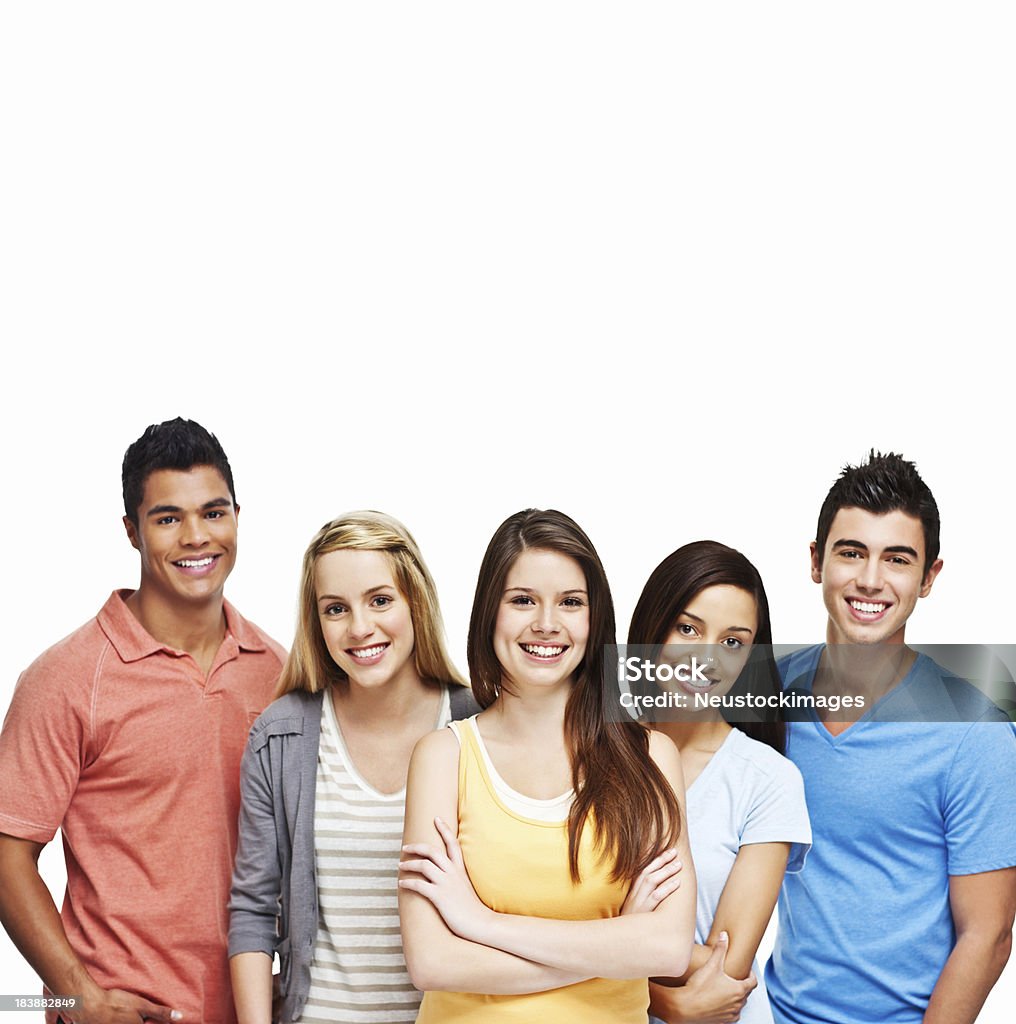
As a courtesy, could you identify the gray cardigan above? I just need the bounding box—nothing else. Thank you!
[228,685,479,1023]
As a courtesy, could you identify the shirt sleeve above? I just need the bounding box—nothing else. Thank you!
[228,728,285,958]
[740,755,813,874]
[0,649,91,843]
[943,717,1016,876]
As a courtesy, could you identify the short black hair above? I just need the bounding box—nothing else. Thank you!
[122,418,236,524]
[815,450,940,575]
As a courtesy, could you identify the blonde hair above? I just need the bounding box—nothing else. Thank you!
[276,511,466,697]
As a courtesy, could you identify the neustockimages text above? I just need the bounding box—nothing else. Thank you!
[619,690,866,713]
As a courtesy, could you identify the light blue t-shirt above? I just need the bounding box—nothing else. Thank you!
[765,645,1016,1024]
[649,728,811,1024]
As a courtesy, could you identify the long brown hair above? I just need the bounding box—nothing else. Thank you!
[467,509,681,883]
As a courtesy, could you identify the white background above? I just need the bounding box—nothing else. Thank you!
[1,2,1012,1018]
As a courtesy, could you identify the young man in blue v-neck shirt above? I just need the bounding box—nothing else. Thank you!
[766,451,1016,1024]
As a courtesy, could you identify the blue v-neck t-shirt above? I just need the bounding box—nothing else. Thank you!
[765,644,1016,1024]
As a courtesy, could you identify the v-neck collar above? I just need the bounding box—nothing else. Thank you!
[686,727,737,794]
[793,646,925,746]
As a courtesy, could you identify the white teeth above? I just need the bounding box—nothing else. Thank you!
[522,644,565,658]
[850,600,886,614]
[350,644,387,659]
[175,557,214,568]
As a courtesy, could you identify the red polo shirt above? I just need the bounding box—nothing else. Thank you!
[0,591,285,1024]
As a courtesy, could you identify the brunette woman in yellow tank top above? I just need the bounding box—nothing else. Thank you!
[398,509,697,1023]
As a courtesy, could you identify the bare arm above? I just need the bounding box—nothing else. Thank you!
[923,867,1016,1024]
[402,729,696,981]
[649,932,757,1024]
[704,842,791,979]
[229,953,272,1024]
[399,729,593,994]
[649,842,788,1023]
[0,834,179,1024]
[469,732,695,977]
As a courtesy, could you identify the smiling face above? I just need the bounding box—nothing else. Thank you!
[661,584,758,698]
[811,506,943,645]
[124,465,238,609]
[493,548,590,696]
[315,548,420,692]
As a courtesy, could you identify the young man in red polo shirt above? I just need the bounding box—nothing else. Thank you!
[0,418,286,1024]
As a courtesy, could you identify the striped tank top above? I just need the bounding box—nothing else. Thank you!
[296,687,451,1023]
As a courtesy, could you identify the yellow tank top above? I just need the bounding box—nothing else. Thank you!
[415,718,648,1023]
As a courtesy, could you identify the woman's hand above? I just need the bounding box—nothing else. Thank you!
[650,933,757,1024]
[399,816,492,942]
[620,847,683,915]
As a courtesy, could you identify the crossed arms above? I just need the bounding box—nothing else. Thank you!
[398,727,697,994]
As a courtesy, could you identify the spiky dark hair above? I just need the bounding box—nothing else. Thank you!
[815,450,940,574]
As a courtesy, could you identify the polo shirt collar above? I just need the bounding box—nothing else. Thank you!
[98,589,268,663]
[223,599,269,653]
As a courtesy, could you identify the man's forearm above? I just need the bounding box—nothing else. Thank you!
[923,928,1013,1024]
[0,837,101,1002]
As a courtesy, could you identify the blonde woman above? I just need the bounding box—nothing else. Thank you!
[228,511,478,1024]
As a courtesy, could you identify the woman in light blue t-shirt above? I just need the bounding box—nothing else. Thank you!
[628,541,812,1024]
